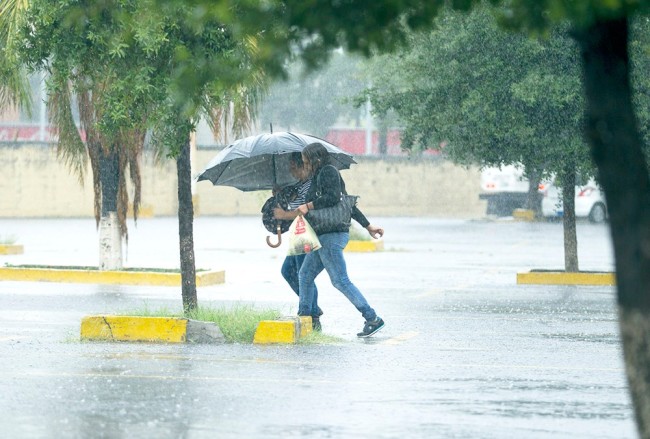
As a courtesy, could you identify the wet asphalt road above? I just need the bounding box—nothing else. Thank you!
[0,216,633,438]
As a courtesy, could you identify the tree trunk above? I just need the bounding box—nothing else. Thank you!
[560,171,578,272]
[576,18,650,437]
[177,137,198,313]
[524,169,542,216]
[98,148,122,270]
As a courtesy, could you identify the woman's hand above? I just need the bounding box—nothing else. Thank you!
[273,207,289,220]
[274,207,300,220]
[366,224,384,239]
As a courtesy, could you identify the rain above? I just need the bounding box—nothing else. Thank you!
[0,2,646,438]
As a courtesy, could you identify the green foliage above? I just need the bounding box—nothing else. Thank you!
[494,0,650,34]
[364,5,592,181]
[0,0,31,111]
[630,16,650,151]
[146,0,463,111]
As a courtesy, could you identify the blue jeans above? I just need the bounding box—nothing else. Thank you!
[281,254,323,316]
[298,232,377,321]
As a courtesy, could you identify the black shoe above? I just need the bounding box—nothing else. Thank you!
[357,317,385,337]
[312,317,322,332]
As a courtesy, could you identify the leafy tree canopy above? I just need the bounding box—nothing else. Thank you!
[364,6,590,181]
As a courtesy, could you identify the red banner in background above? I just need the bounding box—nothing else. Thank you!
[324,128,440,156]
[0,125,58,142]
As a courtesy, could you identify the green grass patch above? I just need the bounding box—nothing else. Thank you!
[122,304,283,343]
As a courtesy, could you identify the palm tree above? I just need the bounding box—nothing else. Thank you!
[0,0,31,113]
[8,0,265,312]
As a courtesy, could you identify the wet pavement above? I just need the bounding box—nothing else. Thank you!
[0,216,633,438]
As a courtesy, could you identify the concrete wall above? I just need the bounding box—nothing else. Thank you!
[0,143,486,218]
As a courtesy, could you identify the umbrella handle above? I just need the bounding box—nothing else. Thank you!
[266,225,282,248]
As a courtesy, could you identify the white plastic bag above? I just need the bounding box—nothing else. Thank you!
[287,215,322,256]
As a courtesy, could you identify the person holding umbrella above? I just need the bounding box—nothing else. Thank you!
[274,142,385,337]
[273,153,324,329]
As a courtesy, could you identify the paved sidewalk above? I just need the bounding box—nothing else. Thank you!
[0,216,632,438]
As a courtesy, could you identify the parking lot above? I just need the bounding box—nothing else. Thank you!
[0,216,632,438]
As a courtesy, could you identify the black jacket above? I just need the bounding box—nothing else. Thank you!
[304,165,370,229]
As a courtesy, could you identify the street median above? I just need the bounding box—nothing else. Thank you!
[80,315,225,343]
[0,266,225,286]
[517,270,615,286]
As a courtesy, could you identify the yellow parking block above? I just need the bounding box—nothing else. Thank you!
[517,271,615,286]
[81,316,188,343]
[299,316,313,338]
[345,240,384,252]
[253,316,313,344]
[0,244,23,255]
[513,209,536,221]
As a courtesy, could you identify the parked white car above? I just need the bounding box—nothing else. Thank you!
[479,165,530,216]
[539,179,607,223]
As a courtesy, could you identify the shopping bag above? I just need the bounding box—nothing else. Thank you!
[287,215,322,256]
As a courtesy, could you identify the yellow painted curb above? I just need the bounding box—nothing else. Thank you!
[80,315,225,343]
[345,240,384,252]
[81,316,188,342]
[513,209,536,221]
[517,271,615,286]
[196,270,226,286]
[0,267,225,286]
[0,244,23,255]
[298,316,312,338]
[253,316,313,344]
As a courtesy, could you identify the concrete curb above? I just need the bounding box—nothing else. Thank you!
[0,267,225,286]
[344,240,384,252]
[80,315,225,343]
[513,209,536,222]
[0,244,24,255]
[517,270,615,286]
[253,316,313,344]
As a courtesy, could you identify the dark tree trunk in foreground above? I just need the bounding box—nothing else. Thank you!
[177,138,197,313]
[560,170,578,272]
[576,18,650,437]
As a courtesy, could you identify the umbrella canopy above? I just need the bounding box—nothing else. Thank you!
[197,132,356,191]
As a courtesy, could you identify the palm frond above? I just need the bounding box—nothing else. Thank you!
[0,0,32,113]
[48,80,87,184]
[0,0,29,46]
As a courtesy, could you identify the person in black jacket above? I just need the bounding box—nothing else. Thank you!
[283,142,385,337]
[273,153,323,328]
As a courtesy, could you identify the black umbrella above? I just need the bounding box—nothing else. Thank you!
[197,132,356,192]
[197,131,356,247]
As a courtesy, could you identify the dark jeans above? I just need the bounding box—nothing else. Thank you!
[281,254,322,316]
[298,232,376,321]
